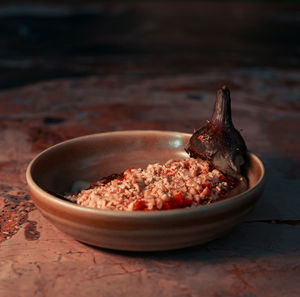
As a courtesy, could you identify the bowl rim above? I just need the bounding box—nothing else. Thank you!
[26,130,265,218]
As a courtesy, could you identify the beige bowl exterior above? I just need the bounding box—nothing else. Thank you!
[26,130,265,251]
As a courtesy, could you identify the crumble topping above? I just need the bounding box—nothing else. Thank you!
[71,158,240,211]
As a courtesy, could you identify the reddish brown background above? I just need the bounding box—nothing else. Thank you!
[0,2,300,297]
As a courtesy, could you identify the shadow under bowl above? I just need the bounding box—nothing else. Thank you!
[26,130,265,251]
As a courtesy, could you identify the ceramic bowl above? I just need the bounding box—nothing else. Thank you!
[26,130,265,251]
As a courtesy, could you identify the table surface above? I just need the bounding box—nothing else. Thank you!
[0,2,300,297]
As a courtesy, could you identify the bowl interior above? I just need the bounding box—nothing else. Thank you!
[30,131,191,195]
[29,131,264,202]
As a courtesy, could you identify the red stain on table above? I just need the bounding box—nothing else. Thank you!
[0,187,36,243]
[24,220,40,241]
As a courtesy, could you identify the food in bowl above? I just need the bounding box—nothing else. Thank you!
[186,85,248,180]
[26,129,265,250]
[71,157,246,211]
[68,86,249,211]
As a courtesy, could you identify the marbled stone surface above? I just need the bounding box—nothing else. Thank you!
[0,2,300,297]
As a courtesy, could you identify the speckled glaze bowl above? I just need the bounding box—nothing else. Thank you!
[26,130,265,251]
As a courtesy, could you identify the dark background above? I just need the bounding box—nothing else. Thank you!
[1,1,299,90]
